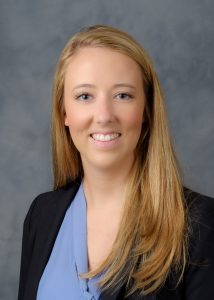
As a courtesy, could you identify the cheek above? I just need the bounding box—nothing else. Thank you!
[65,110,88,131]
[122,109,144,150]
[123,110,143,132]
[65,114,85,151]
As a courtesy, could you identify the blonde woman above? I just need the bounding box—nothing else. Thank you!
[18,25,214,300]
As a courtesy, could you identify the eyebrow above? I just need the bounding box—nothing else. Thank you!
[72,83,136,90]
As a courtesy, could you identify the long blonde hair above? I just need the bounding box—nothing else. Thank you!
[51,24,187,296]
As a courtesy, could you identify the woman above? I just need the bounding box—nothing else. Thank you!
[18,25,214,300]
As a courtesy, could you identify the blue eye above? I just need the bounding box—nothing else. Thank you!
[75,93,92,101]
[116,93,132,100]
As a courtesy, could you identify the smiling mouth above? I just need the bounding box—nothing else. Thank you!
[90,133,121,142]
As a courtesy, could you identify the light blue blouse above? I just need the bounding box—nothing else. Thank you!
[36,183,103,300]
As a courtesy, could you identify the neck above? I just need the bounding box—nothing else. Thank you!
[82,159,134,210]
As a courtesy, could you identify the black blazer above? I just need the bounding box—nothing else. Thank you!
[18,181,214,300]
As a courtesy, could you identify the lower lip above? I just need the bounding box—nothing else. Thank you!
[90,136,121,148]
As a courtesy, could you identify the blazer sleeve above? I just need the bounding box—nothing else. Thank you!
[18,196,39,300]
[184,192,214,299]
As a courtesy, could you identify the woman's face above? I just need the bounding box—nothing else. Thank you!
[64,47,145,172]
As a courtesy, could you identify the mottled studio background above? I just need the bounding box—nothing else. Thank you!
[0,0,213,299]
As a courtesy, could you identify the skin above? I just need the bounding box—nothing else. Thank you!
[64,47,146,270]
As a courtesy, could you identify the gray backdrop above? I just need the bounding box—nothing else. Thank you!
[0,0,213,299]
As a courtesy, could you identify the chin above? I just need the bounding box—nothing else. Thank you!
[90,154,130,171]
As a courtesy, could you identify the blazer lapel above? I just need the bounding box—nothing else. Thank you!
[24,182,80,300]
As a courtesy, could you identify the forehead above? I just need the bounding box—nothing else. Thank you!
[64,47,143,87]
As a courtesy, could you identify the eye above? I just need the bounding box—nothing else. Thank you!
[115,93,133,100]
[75,93,92,101]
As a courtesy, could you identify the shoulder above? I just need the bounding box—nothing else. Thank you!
[184,186,214,208]
[156,188,214,299]
[24,179,81,228]
[183,187,214,286]
[183,187,214,233]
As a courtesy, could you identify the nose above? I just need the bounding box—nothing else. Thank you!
[94,97,115,124]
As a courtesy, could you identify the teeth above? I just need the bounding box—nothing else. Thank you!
[92,133,120,141]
